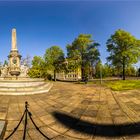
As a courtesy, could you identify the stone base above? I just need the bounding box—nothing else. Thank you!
[0,78,53,95]
[1,76,42,81]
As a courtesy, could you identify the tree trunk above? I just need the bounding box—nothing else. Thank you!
[81,65,84,81]
[81,52,85,81]
[54,70,56,81]
[122,58,125,80]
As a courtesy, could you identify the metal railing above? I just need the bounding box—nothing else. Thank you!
[5,102,50,140]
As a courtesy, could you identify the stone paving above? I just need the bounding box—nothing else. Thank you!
[0,82,140,139]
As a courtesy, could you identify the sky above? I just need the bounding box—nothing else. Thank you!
[0,1,140,66]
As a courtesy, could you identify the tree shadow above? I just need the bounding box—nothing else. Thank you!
[53,111,140,137]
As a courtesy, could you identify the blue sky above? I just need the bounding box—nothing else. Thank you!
[0,1,140,66]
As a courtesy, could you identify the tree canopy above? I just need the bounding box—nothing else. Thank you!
[107,29,140,80]
[44,46,65,81]
[67,34,100,80]
[28,56,46,78]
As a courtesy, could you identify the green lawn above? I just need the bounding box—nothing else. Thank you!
[104,80,140,91]
[74,79,140,91]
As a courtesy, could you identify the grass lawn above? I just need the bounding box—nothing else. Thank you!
[75,79,140,91]
[104,80,140,91]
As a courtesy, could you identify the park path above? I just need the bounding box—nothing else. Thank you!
[0,82,140,140]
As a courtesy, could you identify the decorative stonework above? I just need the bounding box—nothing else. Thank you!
[8,28,21,76]
[0,28,29,78]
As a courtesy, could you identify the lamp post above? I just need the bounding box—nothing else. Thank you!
[100,64,102,84]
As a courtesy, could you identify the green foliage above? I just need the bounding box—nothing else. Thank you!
[67,34,100,80]
[107,29,140,80]
[44,46,65,81]
[28,67,43,78]
[32,56,44,67]
[28,56,47,78]
[66,58,79,72]
[3,60,8,66]
[95,62,137,78]
[95,61,102,78]
[102,63,113,77]
[125,66,136,76]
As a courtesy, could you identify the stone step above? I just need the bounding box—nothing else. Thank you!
[0,78,44,82]
[0,82,46,89]
[0,81,46,88]
[0,83,50,92]
[0,83,53,95]
[0,120,6,140]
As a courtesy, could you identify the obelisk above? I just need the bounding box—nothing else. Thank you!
[8,28,21,77]
[11,28,18,51]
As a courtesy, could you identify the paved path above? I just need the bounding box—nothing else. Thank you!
[0,82,140,140]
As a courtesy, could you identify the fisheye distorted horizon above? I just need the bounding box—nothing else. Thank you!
[0,1,140,66]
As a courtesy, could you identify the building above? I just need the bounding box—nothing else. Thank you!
[56,59,81,81]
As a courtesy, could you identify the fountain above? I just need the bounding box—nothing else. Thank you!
[0,28,53,95]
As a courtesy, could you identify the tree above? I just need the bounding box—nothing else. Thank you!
[125,66,136,76]
[107,29,140,80]
[44,46,65,81]
[67,34,100,81]
[95,61,102,78]
[3,60,8,66]
[28,56,47,78]
[21,55,31,67]
[103,63,113,77]
[138,68,140,77]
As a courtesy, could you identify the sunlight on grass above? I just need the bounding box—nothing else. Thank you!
[105,80,140,91]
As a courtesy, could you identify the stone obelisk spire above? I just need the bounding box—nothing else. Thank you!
[8,28,21,77]
[11,28,17,51]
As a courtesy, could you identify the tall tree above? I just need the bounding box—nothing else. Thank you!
[67,34,100,81]
[138,68,140,77]
[44,46,65,81]
[28,56,46,78]
[107,29,140,80]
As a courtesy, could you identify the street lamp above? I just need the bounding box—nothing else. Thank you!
[100,64,102,84]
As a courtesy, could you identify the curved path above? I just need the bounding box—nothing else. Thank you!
[0,82,140,140]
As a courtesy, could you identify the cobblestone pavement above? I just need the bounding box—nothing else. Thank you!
[1,82,140,140]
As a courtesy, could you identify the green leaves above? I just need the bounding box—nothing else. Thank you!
[107,29,140,80]
[28,56,47,78]
[44,46,65,71]
[44,46,65,81]
[67,34,100,80]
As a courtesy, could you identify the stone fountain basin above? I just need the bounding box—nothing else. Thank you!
[9,71,20,76]
[0,78,53,95]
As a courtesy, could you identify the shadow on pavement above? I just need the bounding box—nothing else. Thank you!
[53,111,140,137]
